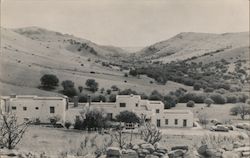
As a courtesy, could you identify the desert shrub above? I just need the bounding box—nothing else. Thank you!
[116,111,140,123]
[238,94,249,103]
[214,88,227,94]
[225,94,238,103]
[92,95,106,102]
[100,88,105,94]
[65,121,71,129]
[179,93,206,103]
[204,87,214,93]
[183,78,195,86]
[209,93,227,104]
[186,100,195,107]
[204,98,214,107]
[140,93,148,99]
[40,74,59,90]
[141,123,162,145]
[193,83,202,91]
[124,73,128,77]
[74,117,83,130]
[163,95,177,109]
[79,95,88,103]
[149,90,163,100]
[61,80,74,89]
[111,85,119,91]
[230,103,250,120]
[129,69,138,76]
[109,94,116,102]
[85,79,99,92]
[62,87,77,98]
[230,106,239,116]
[106,89,111,95]
[119,89,137,95]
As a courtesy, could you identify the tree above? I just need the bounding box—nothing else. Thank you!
[78,86,83,93]
[111,85,119,91]
[119,89,137,95]
[0,114,30,149]
[81,109,107,131]
[209,93,227,104]
[124,73,128,77]
[79,95,88,103]
[85,79,99,92]
[40,74,59,90]
[61,80,74,89]
[186,100,195,107]
[62,87,77,98]
[129,69,138,77]
[149,90,163,101]
[106,89,111,95]
[141,123,162,145]
[230,104,250,120]
[163,95,177,109]
[204,98,214,107]
[109,94,117,102]
[193,83,202,91]
[92,95,106,102]
[198,113,209,128]
[100,88,105,94]
[116,111,140,123]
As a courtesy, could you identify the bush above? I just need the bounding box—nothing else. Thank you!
[40,74,59,90]
[193,83,202,91]
[225,94,238,103]
[149,90,163,101]
[179,93,206,103]
[204,87,214,93]
[109,94,116,102]
[186,101,195,107]
[204,98,214,107]
[79,95,88,103]
[163,95,177,109]
[124,73,128,77]
[116,111,140,123]
[92,95,106,102]
[209,93,227,104]
[62,87,77,98]
[119,89,137,95]
[111,85,119,91]
[61,80,74,89]
[65,121,71,129]
[129,69,138,76]
[106,89,111,95]
[85,79,98,92]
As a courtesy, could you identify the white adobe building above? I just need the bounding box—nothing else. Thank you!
[0,95,68,124]
[67,95,194,128]
[0,94,194,128]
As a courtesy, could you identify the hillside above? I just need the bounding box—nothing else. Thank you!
[14,26,128,59]
[137,32,249,63]
[0,27,194,96]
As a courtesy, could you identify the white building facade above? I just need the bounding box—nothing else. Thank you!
[0,95,68,124]
[0,94,194,128]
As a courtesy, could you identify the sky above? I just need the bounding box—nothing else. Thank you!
[1,0,249,47]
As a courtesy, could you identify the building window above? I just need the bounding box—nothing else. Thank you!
[175,119,178,125]
[120,103,126,107]
[156,109,160,113]
[23,107,27,111]
[12,106,17,110]
[50,106,55,113]
[165,119,168,125]
[135,103,138,107]
[183,119,187,127]
[35,107,39,110]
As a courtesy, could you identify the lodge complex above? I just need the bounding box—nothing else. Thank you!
[0,94,194,128]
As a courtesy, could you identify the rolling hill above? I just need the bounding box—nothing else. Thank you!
[137,32,249,63]
[0,27,195,96]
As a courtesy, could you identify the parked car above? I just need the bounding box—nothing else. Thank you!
[210,119,222,126]
[210,125,229,132]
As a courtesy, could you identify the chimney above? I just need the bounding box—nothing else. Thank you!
[73,96,79,107]
[88,95,91,106]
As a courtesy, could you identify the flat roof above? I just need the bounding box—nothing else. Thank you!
[163,109,193,115]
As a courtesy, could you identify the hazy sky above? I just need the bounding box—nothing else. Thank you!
[1,0,249,47]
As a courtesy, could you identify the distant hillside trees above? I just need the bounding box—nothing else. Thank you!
[85,79,99,92]
[40,74,59,90]
[230,103,250,120]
